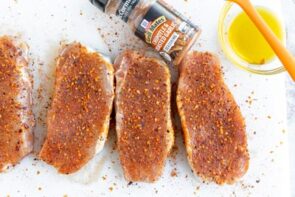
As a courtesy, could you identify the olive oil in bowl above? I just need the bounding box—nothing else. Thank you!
[228,7,284,65]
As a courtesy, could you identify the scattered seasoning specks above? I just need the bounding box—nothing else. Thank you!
[170,168,178,177]
[256,179,261,184]
[0,1,290,195]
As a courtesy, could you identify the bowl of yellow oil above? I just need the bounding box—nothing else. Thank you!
[218,1,286,75]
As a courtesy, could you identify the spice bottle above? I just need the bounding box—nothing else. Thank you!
[89,0,201,65]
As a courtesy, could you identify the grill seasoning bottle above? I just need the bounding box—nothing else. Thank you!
[89,0,201,65]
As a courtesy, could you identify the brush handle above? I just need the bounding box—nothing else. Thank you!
[232,0,295,81]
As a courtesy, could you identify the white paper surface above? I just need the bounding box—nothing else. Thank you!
[0,0,291,196]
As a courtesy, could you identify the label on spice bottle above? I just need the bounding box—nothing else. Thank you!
[135,1,200,64]
[116,0,140,22]
[135,2,179,53]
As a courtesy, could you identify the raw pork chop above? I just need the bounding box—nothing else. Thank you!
[0,36,34,172]
[115,50,174,182]
[177,52,249,184]
[39,43,114,174]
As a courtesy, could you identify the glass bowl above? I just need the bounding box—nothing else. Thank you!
[218,1,286,75]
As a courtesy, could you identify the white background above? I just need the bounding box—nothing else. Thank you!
[0,0,293,196]
[283,0,295,197]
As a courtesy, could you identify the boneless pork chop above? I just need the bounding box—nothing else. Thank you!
[39,43,114,174]
[0,36,34,172]
[115,51,174,182]
[177,52,249,184]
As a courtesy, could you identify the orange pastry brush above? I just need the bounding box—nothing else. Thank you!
[228,0,295,81]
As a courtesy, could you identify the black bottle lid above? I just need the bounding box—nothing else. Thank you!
[89,0,109,12]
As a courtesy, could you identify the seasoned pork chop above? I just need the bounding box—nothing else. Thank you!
[115,51,174,182]
[177,52,249,184]
[0,36,34,172]
[39,43,114,174]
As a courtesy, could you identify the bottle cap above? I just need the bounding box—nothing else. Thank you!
[89,0,109,12]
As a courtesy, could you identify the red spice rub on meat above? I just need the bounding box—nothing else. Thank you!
[115,51,174,182]
[0,36,34,172]
[177,52,249,184]
[39,43,114,174]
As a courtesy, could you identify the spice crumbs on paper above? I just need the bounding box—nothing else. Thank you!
[170,168,178,177]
